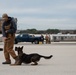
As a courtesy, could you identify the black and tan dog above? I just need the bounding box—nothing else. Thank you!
[14,46,53,65]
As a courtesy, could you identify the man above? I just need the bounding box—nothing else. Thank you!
[45,34,49,44]
[1,13,17,64]
[41,34,44,44]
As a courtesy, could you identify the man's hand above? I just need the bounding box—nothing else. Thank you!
[2,37,7,42]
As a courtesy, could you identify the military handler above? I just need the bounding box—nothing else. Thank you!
[1,13,17,64]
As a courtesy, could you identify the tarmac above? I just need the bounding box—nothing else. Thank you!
[0,42,76,75]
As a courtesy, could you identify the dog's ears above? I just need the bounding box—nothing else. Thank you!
[15,46,23,51]
[21,46,23,49]
[15,47,17,51]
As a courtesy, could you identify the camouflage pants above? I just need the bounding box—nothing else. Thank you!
[4,34,17,62]
[46,39,49,44]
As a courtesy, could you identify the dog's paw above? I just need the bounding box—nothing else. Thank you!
[31,62,38,66]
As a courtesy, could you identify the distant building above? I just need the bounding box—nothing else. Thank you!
[60,30,76,34]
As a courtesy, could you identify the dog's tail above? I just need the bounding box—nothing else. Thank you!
[40,55,53,59]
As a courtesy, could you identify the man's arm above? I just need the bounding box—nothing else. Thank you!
[2,23,6,37]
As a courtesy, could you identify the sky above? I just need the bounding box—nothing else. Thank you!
[0,0,76,30]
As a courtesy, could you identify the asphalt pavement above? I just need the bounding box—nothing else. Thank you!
[0,42,76,75]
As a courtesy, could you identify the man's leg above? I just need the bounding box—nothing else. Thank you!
[2,40,11,64]
[7,37,17,59]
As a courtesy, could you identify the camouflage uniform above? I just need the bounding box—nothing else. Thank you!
[45,35,49,44]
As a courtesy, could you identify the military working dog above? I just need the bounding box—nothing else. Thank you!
[14,46,53,65]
